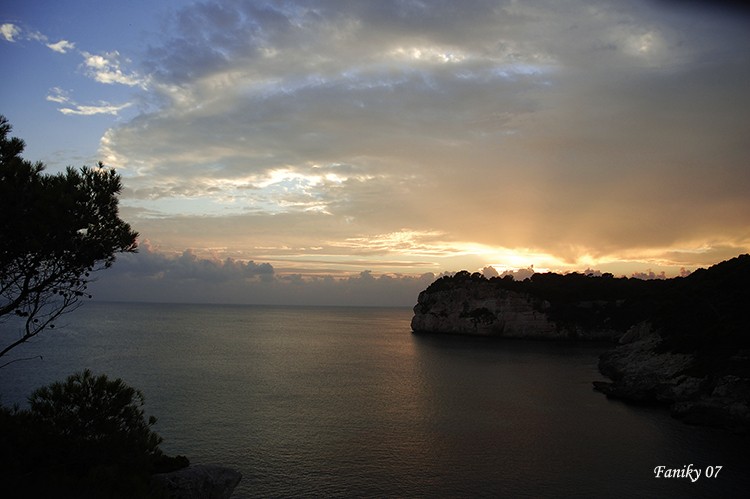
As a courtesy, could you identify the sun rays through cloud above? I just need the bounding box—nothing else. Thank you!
[3,0,750,304]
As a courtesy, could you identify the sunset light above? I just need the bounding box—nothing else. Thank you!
[2,2,750,496]
[2,0,749,305]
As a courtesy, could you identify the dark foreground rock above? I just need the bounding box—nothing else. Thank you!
[151,464,242,499]
[594,325,750,432]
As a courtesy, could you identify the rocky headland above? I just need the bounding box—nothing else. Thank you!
[411,255,750,432]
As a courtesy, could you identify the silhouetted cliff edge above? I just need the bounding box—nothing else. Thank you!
[412,255,750,431]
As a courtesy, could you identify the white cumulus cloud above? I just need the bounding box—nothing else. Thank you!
[0,23,20,42]
[82,50,144,86]
[46,39,75,54]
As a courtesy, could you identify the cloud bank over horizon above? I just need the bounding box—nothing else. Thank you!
[89,242,437,307]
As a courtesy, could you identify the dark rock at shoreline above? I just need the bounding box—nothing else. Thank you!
[151,464,242,499]
[595,326,750,432]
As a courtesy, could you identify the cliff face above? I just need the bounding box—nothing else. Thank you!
[411,276,623,341]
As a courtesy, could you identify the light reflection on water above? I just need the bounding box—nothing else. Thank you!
[1,302,748,497]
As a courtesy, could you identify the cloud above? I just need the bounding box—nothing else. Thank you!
[93,0,750,275]
[3,23,138,120]
[333,230,461,257]
[46,39,75,54]
[89,242,434,306]
[481,266,500,278]
[82,51,144,87]
[1,23,20,42]
[631,269,668,280]
[0,22,62,49]
[111,243,274,281]
[3,22,143,92]
[46,87,131,116]
[46,87,70,104]
[58,102,132,116]
[482,265,536,281]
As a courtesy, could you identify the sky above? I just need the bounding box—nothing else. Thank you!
[2,0,749,306]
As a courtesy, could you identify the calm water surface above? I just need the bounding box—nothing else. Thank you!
[1,302,748,498]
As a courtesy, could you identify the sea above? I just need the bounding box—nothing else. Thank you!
[1,302,748,498]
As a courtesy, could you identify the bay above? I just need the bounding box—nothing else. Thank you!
[1,302,748,497]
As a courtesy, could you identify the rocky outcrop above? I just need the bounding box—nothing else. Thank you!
[151,464,242,499]
[594,323,750,432]
[594,324,697,403]
[411,277,621,340]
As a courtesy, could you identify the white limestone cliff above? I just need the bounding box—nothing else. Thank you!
[411,281,619,341]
